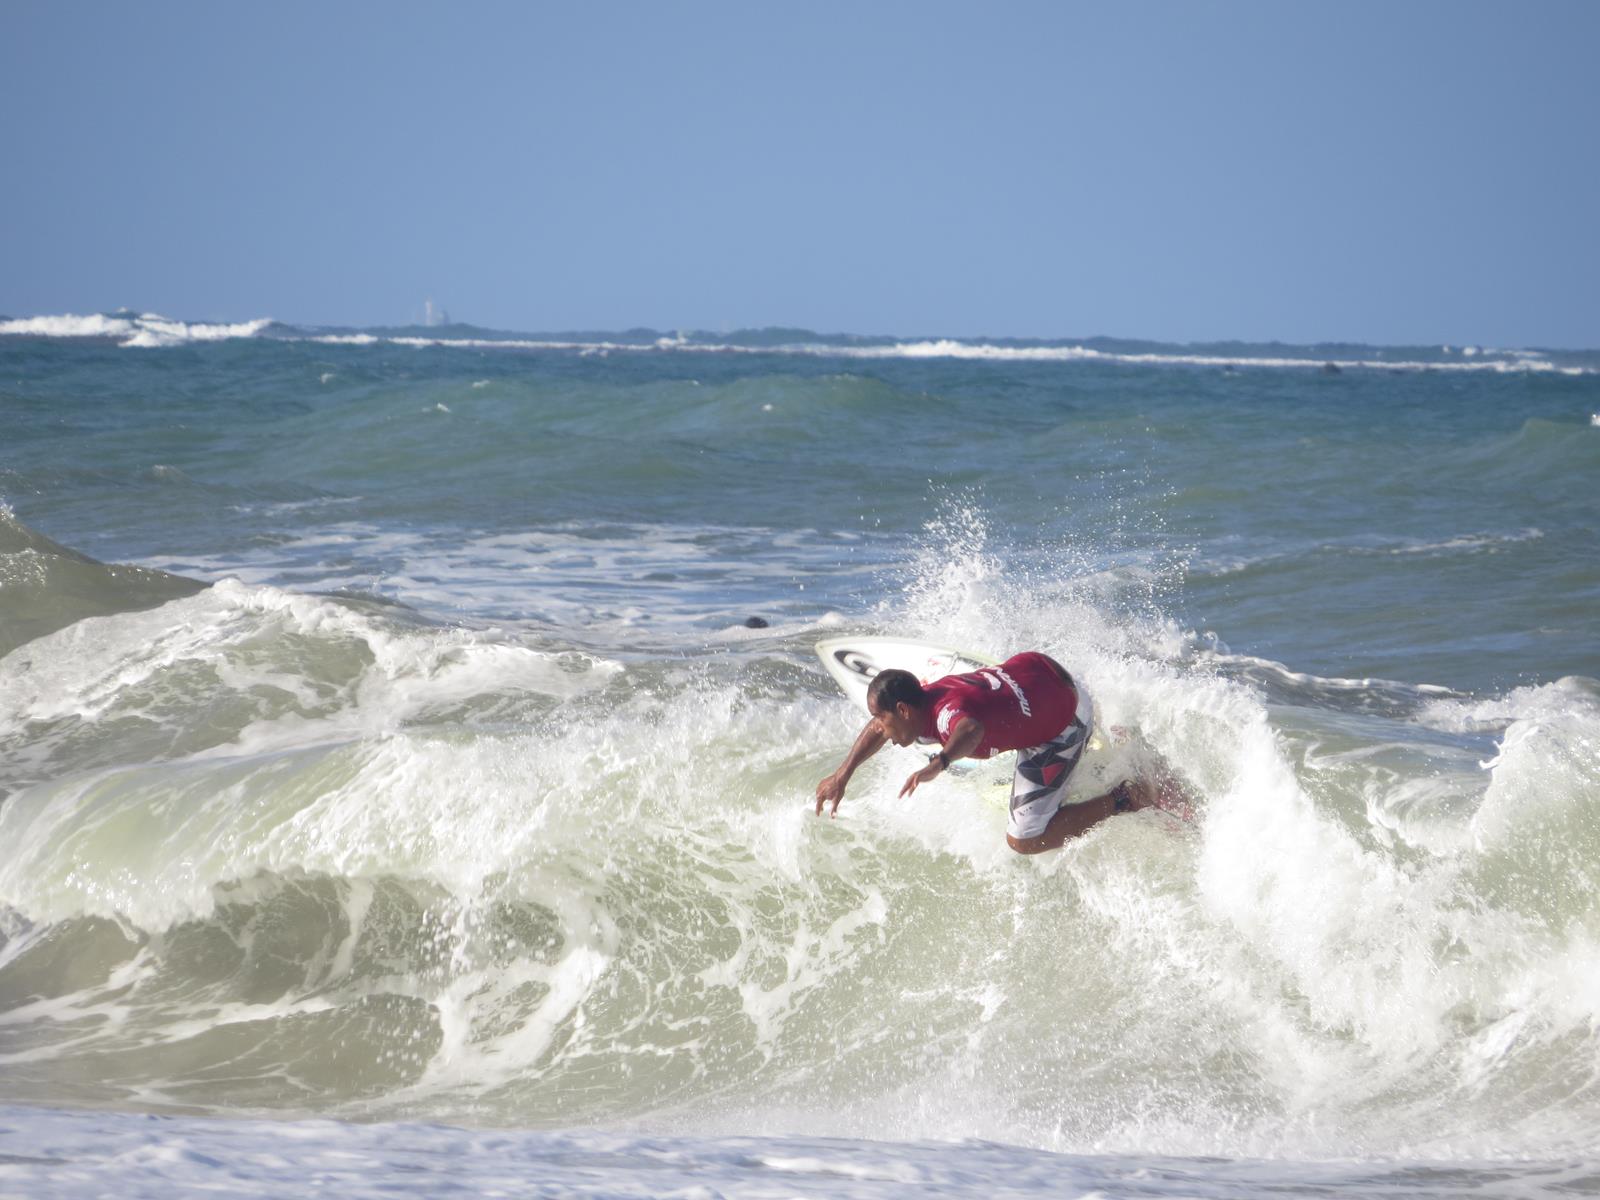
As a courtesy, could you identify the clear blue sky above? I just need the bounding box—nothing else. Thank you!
[3,1,1595,347]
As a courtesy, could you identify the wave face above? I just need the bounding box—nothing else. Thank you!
[1,331,1599,1164]
[0,506,204,658]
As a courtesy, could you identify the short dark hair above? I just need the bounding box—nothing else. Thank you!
[867,668,925,713]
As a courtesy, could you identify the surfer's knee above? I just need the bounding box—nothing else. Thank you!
[1006,833,1048,855]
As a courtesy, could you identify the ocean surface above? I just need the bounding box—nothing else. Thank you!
[1,311,1598,1197]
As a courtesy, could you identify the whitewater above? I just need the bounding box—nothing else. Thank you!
[1,315,1598,1197]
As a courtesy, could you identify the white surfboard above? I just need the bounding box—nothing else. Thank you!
[814,636,997,710]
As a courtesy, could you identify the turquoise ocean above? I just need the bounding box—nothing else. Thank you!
[1,312,1598,1197]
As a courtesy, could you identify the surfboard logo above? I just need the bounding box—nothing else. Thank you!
[834,649,879,680]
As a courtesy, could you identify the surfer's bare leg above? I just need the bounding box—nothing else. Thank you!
[1006,789,1122,854]
[1005,771,1196,855]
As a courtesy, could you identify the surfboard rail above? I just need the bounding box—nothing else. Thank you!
[814,636,997,713]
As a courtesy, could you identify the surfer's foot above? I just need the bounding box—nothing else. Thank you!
[1147,769,1198,822]
[1111,779,1154,813]
[1112,775,1197,822]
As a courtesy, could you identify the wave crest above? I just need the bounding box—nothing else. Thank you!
[0,311,274,348]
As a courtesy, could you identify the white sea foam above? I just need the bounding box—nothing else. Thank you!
[1359,527,1546,556]
[132,521,884,635]
[0,312,138,338]
[5,504,1600,1164]
[1191,528,1549,578]
[3,1103,1561,1200]
[0,310,273,347]
[4,312,1590,374]
[296,330,1592,376]
[121,314,274,347]
[1198,645,1458,700]
[1417,674,1600,734]
[0,575,622,783]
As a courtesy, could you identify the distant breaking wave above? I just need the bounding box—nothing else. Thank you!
[1,310,1594,375]
[0,311,274,348]
[303,333,1598,376]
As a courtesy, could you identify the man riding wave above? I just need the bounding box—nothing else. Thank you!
[814,651,1189,853]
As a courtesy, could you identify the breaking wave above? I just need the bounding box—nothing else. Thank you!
[2,312,1591,375]
[0,311,274,347]
[2,512,1599,1164]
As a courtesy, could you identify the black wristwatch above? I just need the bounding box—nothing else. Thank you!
[929,750,950,770]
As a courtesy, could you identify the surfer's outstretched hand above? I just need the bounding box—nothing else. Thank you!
[899,760,942,798]
[815,772,847,817]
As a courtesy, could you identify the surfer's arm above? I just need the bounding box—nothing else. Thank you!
[815,719,888,817]
[899,716,985,798]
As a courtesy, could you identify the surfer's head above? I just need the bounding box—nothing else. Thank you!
[867,669,926,746]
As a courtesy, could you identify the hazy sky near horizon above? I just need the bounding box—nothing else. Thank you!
[3,1,1596,347]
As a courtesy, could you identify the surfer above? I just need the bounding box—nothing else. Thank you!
[813,651,1187,853]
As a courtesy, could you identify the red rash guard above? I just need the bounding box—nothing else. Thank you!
[917,652,1078,757]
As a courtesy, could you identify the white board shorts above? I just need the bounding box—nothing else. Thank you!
[1006,709,1093,840]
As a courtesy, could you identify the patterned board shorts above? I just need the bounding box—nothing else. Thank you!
[1007,711,1092,840]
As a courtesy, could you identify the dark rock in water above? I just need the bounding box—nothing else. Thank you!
[744,616,769,628]
[1322,362,1342,374]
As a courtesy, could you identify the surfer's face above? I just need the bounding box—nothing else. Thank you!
[870,700,918,747]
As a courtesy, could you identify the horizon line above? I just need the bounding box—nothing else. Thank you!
[0,309,1596,357]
